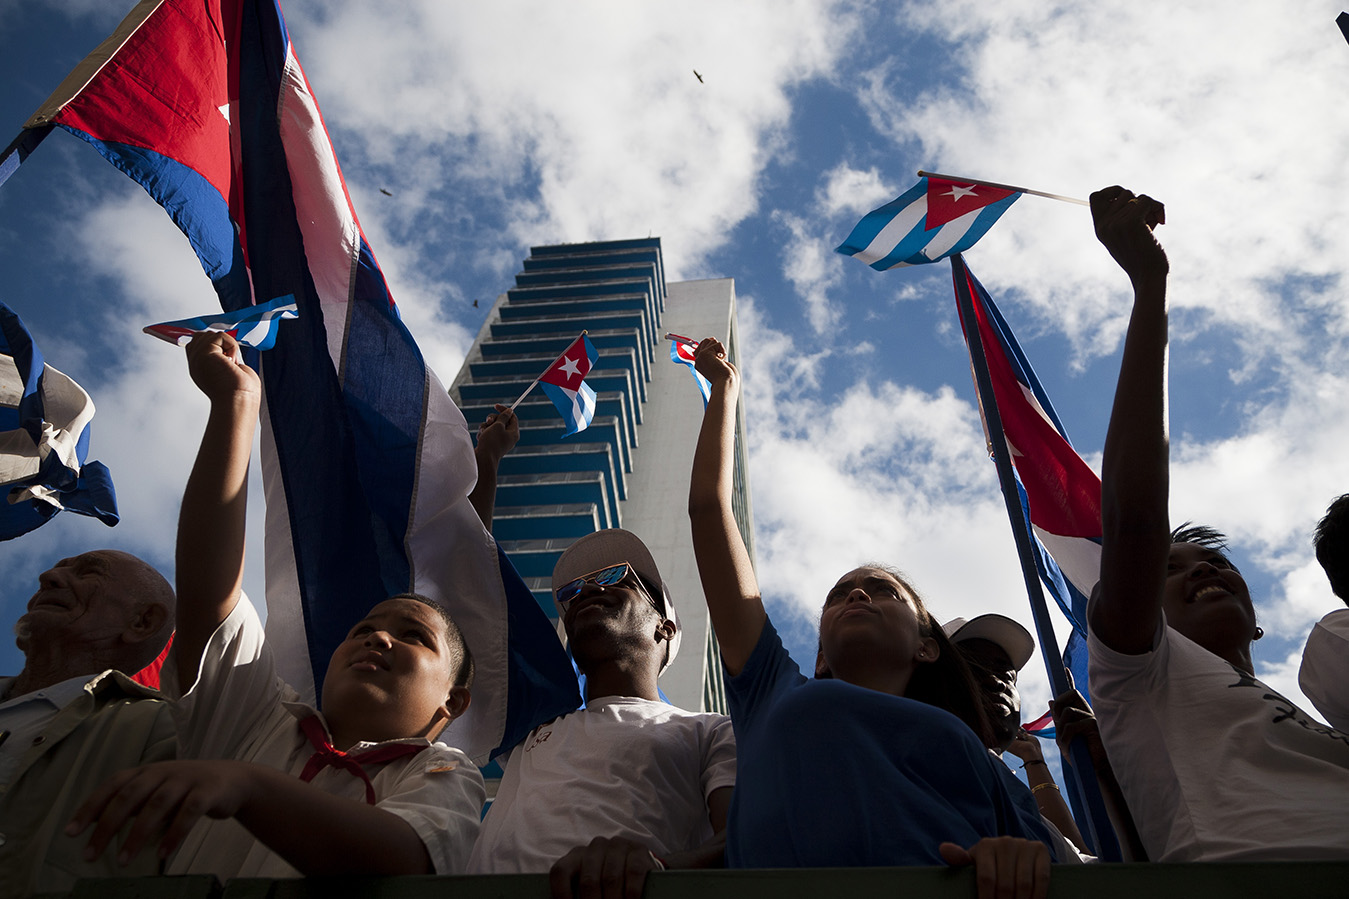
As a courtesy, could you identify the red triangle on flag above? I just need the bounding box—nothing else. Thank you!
[925,179,1018,230]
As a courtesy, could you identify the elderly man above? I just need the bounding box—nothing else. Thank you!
[0,549,176,898]
[469,529,736,897]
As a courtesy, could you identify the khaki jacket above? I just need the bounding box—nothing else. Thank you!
[0,670,175,899]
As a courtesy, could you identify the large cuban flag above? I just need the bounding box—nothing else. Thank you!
[538,333,598,437]
[837,177,1021,270]
[23,0,579,762]
[950,256,1098,698]
[0,302,119,540]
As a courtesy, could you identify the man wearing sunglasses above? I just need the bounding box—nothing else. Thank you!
[469,529,736,898]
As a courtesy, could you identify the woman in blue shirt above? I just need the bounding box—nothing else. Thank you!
[687,338,1052,899]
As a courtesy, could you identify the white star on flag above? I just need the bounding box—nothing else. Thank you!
[558,356,581,379]
[943,184,977,202]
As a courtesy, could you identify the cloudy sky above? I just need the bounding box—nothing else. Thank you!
[2,0,1348,740]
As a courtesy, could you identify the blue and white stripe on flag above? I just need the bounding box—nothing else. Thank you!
[143,294,298,349]
[0,302,118,539]
[837,177,1021,270]
[34,0,579,762]
[670,337,711,406]
[538,333,599,437]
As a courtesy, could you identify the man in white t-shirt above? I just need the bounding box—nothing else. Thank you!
[1089,185,1349,862]
[469,528,736,892]
[1300,494,1349,731]
[0,549,176,898]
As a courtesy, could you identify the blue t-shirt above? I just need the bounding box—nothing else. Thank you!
[725,617,1054,867]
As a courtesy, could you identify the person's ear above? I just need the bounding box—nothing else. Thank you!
[814,648,832,679]
[124,602,170,645]
[442,686,471,722]
[914,637,940,664]
[655,618,676,644]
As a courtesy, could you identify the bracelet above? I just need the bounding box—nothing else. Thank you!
[1031,782,1060,795]
[1023,759,1047,769]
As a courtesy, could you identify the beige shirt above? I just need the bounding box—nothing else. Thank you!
[0,671,175,899]
[162,596,484,878]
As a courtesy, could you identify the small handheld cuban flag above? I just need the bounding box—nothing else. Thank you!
[0,301,118,539]
[836,176,1021,270]
[535,333,598,437]
[144,295,298,349]
[667,333,711,406]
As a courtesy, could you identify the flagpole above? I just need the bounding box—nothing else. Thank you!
[0,126,53,191]
[507,330,587,411]
[918,170,1088,207]
[949,254,1122,861]
[663,332,697,345]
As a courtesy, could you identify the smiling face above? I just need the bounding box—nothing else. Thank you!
[1162,542,1258,655]
[562,567,672,675]
[816,567,934,683]
[320,597,464,744]
[955,638,1021,750]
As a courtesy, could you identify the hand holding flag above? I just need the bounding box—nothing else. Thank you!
[666,333,712,406]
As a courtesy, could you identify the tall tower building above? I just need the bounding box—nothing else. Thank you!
[450,238,753,712]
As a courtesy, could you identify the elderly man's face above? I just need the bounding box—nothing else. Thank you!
[15,550,143,652]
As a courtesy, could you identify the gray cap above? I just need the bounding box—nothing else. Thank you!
[942,614,1035,672]
[551,528,680,670]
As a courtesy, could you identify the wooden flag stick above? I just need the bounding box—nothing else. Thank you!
[507,330,587,411]
[663,332,697,345]
[918,170,1088,207]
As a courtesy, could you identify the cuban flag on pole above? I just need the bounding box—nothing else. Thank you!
[26,0,578,762]
[143,294,298,350]
[950,256,1099,700]
[539,333,598,437]
[0,302,119,539]
[669,335,711,406]
[836,177,1022,270]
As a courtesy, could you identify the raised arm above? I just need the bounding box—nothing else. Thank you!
[1090,186,1172,656]
[174,332,261,693]
[687,338,765,675]
[469,403,520,531]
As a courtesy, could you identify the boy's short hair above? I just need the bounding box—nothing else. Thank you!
[391,593,476,689]
[1314,495,1349,600]
[1171,522,1240,574]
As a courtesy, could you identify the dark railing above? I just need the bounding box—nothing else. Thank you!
[35,863,1349,899]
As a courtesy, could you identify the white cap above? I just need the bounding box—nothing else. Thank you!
[942,614,1035,672]
[551,528,680,671]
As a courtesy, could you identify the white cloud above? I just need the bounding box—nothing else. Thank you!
[737,295,1067,716]
[772,211,844,333]
[289,0,861,282]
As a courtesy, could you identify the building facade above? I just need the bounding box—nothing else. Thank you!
[450,238,753,712]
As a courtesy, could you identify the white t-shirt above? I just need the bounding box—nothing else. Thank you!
[1088,616,1349,861]
[162,595,485,878]
[1300,609,1349,733]
[468,696,736,873]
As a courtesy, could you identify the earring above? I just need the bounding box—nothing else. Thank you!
[1254,627,1264,640]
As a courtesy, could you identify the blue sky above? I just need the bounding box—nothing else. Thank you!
[3,0,1349,737]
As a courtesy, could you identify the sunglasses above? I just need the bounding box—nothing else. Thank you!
[555,562,663,616]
